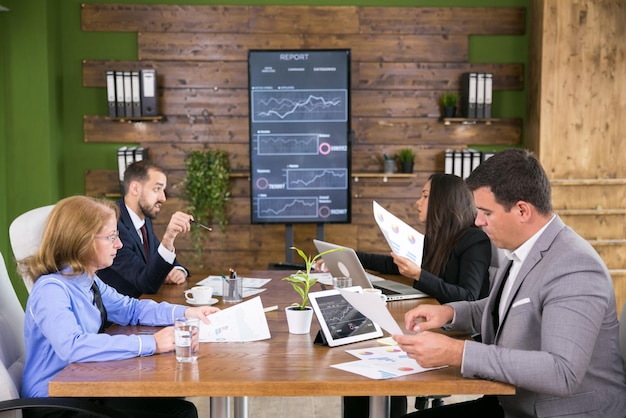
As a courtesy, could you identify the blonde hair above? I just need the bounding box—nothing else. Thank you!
[23,196,119,280]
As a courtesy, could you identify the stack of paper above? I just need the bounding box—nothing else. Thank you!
[331,345,444,380]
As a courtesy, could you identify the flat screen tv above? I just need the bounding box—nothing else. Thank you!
[248,49,352,224]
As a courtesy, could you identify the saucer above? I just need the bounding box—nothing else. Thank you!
[186,297,218,306]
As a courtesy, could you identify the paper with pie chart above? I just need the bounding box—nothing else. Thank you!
[373,201,424,265]
[331,345,444,379]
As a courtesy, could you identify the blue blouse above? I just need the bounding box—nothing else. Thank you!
[22,270,186,397]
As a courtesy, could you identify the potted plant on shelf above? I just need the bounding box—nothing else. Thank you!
[181,148,231,266]
[440,92,459,118]
[282,246,343,334]
[397,147,416,173]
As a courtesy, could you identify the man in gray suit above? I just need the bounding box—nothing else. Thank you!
[394,149,626,417]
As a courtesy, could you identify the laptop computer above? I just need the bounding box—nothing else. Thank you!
[313,239,429,301]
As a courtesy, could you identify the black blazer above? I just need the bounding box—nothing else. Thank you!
[357,227,491,304]
[97,200,188,298]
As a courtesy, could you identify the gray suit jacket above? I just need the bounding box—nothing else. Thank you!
[446,216,626,417]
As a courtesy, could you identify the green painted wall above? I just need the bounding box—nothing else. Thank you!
[0,0,528,305]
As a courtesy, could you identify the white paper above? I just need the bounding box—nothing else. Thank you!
[199,296,271,342]
[338,289,404,335]
[331,345,444,379]
[196,276,271,297]
[373,201,424,265]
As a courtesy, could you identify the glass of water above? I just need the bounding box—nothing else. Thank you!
[174,317,200,362]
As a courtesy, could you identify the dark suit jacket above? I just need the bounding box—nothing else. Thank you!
[356,227,491,304]
[97,200,187,298]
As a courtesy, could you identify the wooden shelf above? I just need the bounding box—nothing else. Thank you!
[442,117,501,126]
[352,172,416,182]
[105,116,164,123]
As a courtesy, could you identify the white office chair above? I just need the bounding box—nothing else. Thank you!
[8,204,55,292]
[619,302,626,371]
[0,250,128,418]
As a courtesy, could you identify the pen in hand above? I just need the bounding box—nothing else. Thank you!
[191,219,212,231]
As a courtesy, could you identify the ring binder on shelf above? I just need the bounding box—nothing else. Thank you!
[115,71,125,118]
[123,71,133,118]
[106,70,116,117]
[131,71,141,117]
[140,69,158,116]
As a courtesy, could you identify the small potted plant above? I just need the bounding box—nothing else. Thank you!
[397,147,416,173]
[282,246,343,334]
[440,92,459,118]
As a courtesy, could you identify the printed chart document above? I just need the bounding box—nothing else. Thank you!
[373,201,424,265]
[199,296,271,342]
[331,345,444,380]
[197,276,271,298]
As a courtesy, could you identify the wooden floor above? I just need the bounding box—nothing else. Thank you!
[189,395,482,417]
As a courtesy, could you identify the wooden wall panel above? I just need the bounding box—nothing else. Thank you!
[83,61,524,91]
[138,33,469,63]
[81,4,525,272]
[527,0,626,309]
[82,5,524,35]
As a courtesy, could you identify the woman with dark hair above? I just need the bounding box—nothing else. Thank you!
[341,173,492,418]
[367,173,491,304]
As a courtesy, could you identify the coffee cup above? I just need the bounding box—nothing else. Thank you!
[363,288,387,304]
[184,286,213,305]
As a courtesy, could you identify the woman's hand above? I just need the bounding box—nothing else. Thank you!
[153,326,176,353]
[390,253,422,280]
[184,306,220,324]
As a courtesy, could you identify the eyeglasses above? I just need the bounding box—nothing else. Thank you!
[95,231,120,243]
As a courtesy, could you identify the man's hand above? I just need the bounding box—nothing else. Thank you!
[164,268,187,285]
[404,304,455,333]
[390,253,422,280]
[393,331,465,368]
[161,211,193,251]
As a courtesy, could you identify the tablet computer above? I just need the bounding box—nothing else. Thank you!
[308,286,383,347]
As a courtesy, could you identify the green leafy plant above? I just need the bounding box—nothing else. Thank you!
[397,147,416,164]
[182,149,231,262]
[282,246,344,310]
[440,91,459,108]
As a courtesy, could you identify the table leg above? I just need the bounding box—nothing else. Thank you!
[234,396,248,418]
[370,396,390,418]
[210,397,230,418]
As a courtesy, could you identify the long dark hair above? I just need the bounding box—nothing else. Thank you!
[421,173,477,277]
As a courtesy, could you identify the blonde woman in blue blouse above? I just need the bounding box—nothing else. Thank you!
[20,196,218,418]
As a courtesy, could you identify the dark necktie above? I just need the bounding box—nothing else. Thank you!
[140,223,150,262]
[492,261,513,332]
[91,282,108,333]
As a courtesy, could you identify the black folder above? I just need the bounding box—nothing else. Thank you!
[115,71,125,117]
[140,69,158,116]
[106,70,116,117]
[461,72,477,118]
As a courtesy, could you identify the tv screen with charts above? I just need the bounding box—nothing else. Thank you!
[248,49,352,224]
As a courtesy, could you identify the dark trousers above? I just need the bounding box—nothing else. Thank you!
[343,396,407,418]
[23,397,198,418]
[403,395,504,418]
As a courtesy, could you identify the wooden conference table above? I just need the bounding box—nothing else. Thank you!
[49,270,514,418]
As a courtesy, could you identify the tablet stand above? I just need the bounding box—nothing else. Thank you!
[313,329,328,346]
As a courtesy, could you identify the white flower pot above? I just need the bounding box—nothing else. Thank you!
[285,306,314,334]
